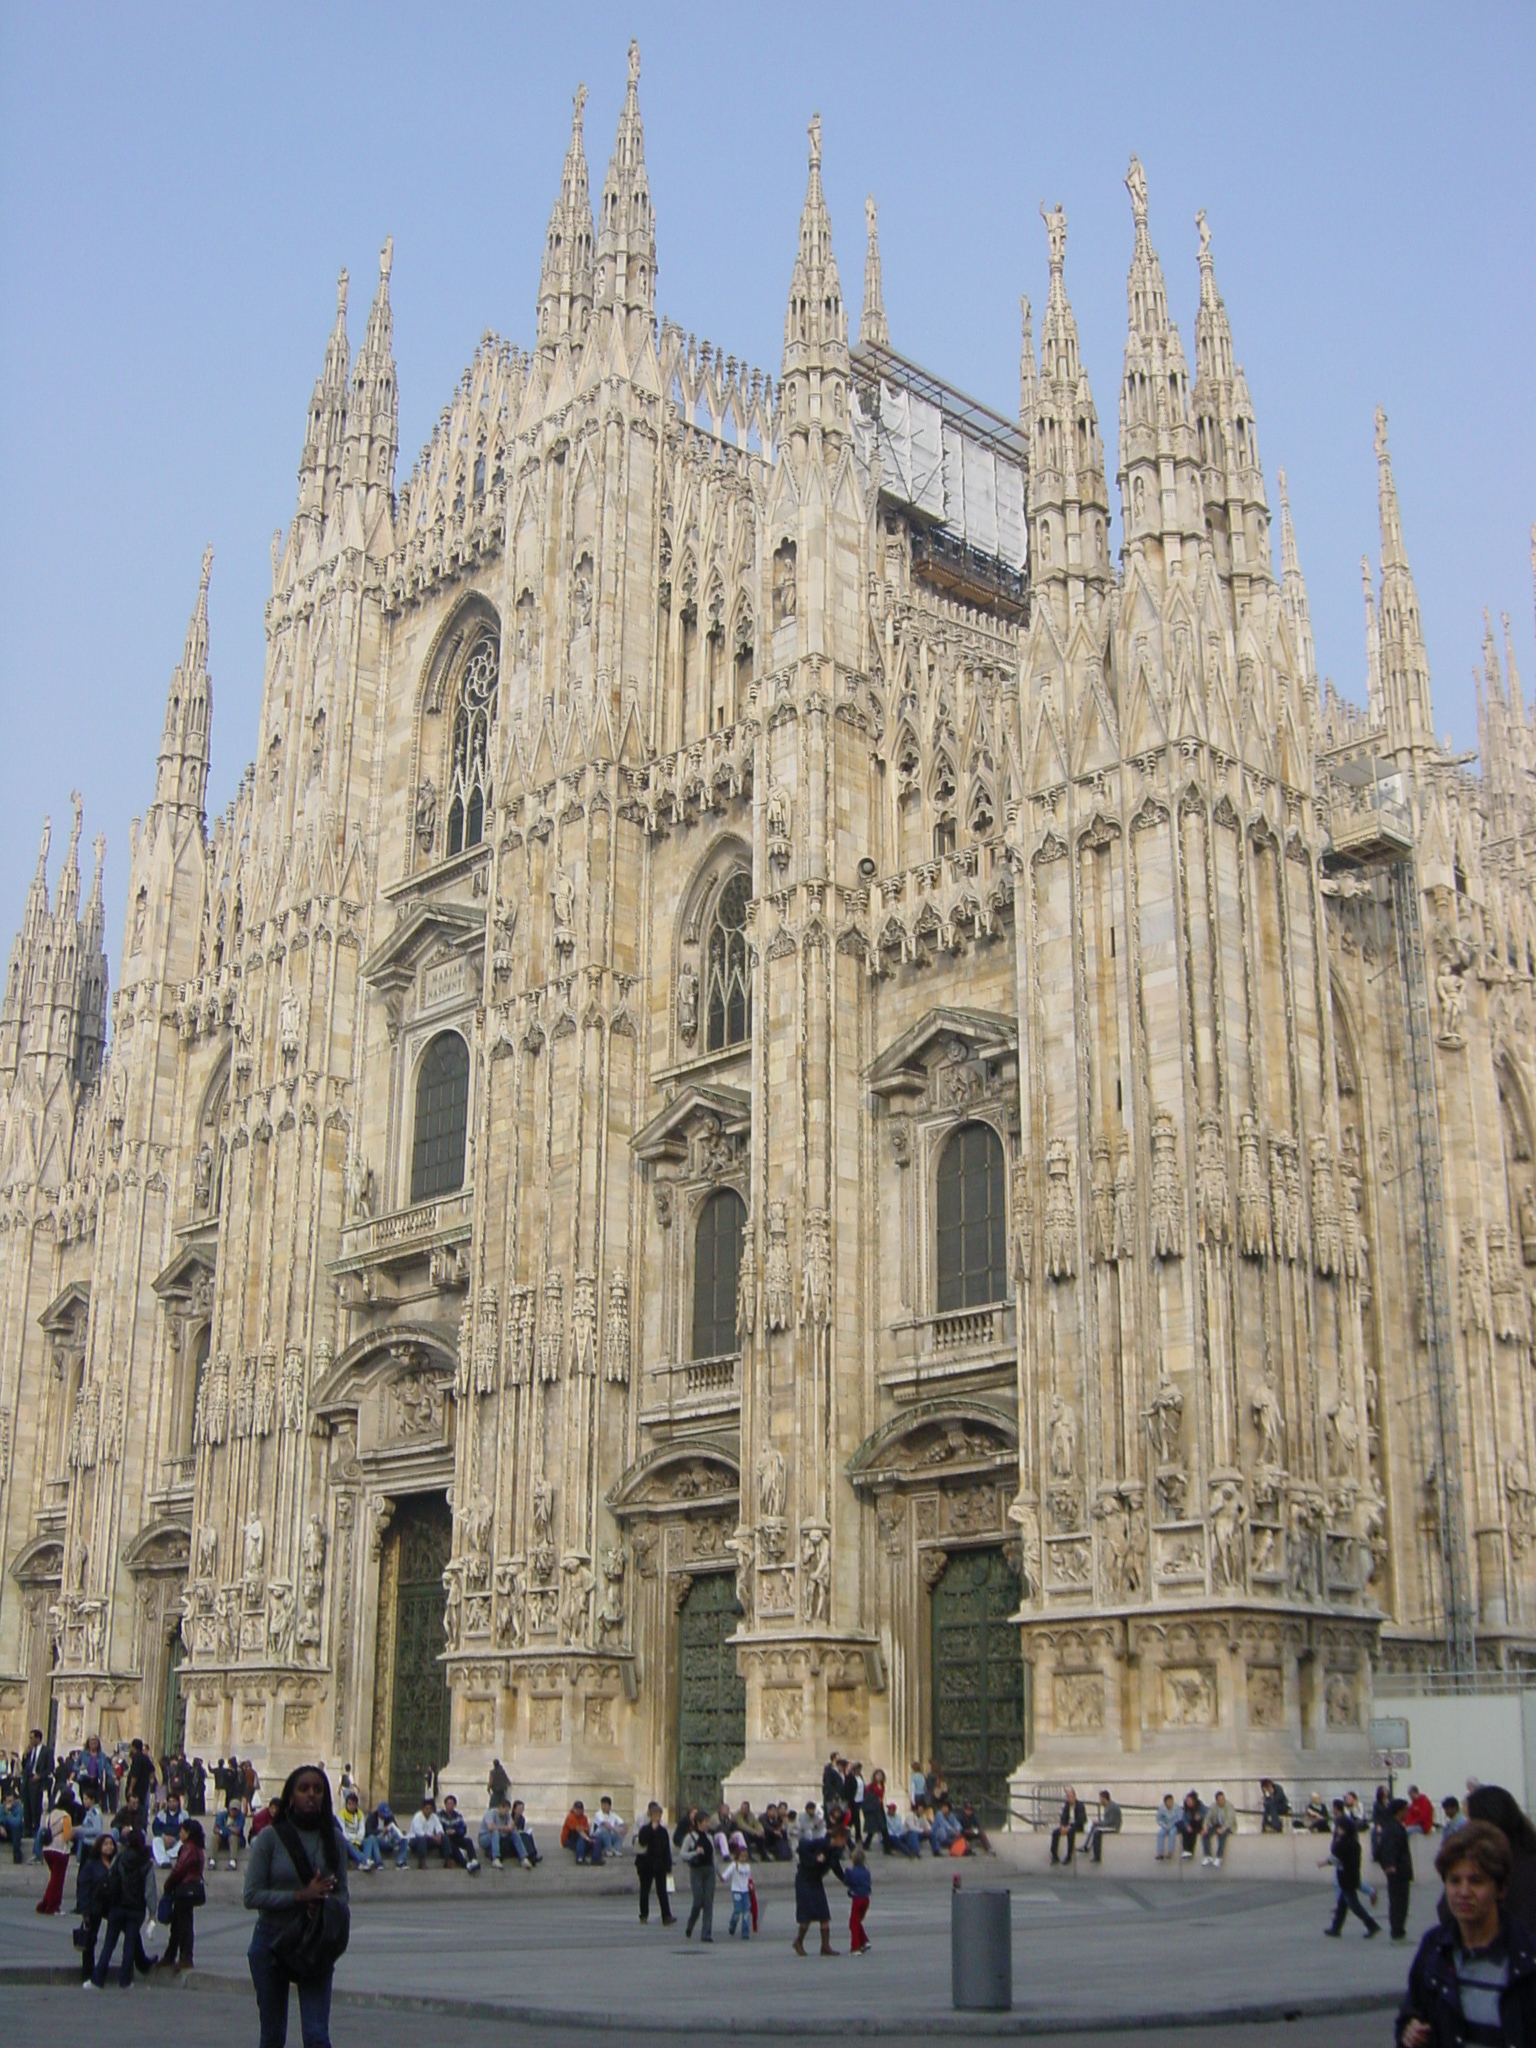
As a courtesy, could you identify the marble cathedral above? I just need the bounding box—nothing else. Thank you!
[4,44,1535,1820]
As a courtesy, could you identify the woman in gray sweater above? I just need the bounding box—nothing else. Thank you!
[243,1766,349,2048]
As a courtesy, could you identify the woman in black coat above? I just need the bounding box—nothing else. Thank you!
[74,1834,116,1981]
[793,1823,846,1956]
[88,1828,154,1989]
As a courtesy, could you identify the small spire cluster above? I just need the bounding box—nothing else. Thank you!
[0,789,108,1094]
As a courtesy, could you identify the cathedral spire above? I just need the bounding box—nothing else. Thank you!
[537,84,595,352]
[1373,406,1434,750]
[859,195,889,350]
[342,238,399,523]
[1118,157,1199,574]
[1032,202,1109,601]
[595,40,655,340]
[1276,469,1317,695]
[1362,554,1385,729]
[298,270,351,521]
[153,547,214,819]
[1191,208,1269,594]
[54,792,83,927]
[780,114,848,455]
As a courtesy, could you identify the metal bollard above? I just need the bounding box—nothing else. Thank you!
[951,1884,1012,2010]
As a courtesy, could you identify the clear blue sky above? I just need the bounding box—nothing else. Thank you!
[2,2,1532,964]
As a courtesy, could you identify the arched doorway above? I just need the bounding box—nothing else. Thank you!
[930,1547,1025,1826]
[380,1494,453,1810]
[675,1573,745,1816]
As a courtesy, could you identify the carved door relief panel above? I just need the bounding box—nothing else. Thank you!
[382,1494,452,1810]
[675,1572,745,1816]
[930,1546,1025,1826]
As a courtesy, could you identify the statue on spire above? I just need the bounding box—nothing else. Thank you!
[1041,201,1066,273]
[1196,208,1212,259]
[379,235,393,283]
[628,36,639,87]
[1374,404,1390,463]
[574,81,588,129]
[199,543,214,595]
[808,112,821,168]
[1125,155,1149,227]
[336,269,349,319]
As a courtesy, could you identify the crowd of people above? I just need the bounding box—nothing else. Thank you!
[16,1724,1536,2040]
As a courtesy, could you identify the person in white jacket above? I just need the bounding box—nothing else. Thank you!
[407,1799,446,1869]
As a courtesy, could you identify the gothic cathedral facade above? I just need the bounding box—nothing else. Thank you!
[3,46,1534,1817]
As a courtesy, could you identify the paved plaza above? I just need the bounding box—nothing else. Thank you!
[1,1849,1425,2037]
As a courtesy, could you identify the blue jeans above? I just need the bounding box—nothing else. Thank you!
[346,1837,381,1868]
[249,1918,334,2048]
[92,1907,150,1987]
[1156,1812,1180,1856]
[729,1894,751,1938]
[572,1835,603,1864]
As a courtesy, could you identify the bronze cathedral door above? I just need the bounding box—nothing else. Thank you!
[385,1494,453,1811]
[676,1573,745,1816]
[930,1547,1025,1826]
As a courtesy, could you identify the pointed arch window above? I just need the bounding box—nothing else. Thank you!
[705,872,752,1052]
[693,1187,746,1360]
[410,1031,470,1202]
[936,1122,1007,1311]
[445,632,499,856]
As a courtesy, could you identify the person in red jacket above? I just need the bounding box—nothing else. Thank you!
[1402,1785,1435,1835]
[159,1818,206,1975]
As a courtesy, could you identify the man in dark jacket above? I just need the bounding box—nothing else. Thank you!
[1050,1787,1087,1865]
[123,1739,154,1812]
[634,1801,675,1926]
[1324,1802,1381,1938]
[1260,1779,1291,1832]
[1398,1819,1536,2045]
[822,1754,844,1817]
[1375,1796,1415,1942]
[22,1730,53,1836]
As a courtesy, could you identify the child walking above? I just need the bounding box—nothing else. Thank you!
[727,1839,753,1938]
[843,1843,873,1954]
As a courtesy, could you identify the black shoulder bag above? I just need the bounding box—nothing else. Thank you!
[268,1821,350,1981]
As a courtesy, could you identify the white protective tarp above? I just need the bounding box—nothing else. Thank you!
[859,371,1026,574]
[876,380,945,521]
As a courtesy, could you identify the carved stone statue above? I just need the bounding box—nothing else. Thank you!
[1210,1481,1246,1589]
[676,964,699,1045]
[1048,1393,1078,1480]
[195,1522,218,1583]
[346,1153,374,1221]
[1324,1394,1361,1478]
[1144,1374,1184,1467]
[595,1545,626,1645]
[192,1141,214,1215]
[414,778,437,853]
[558,1554,595,1645]
[1251,1376,1285,1469]
[800,1523,830,1623]
[1436,961,1466,1045]
[756,1441,786,1523]
[267,1580,295,1656]
[551,869,577,950]
[242,1515,264,1583]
